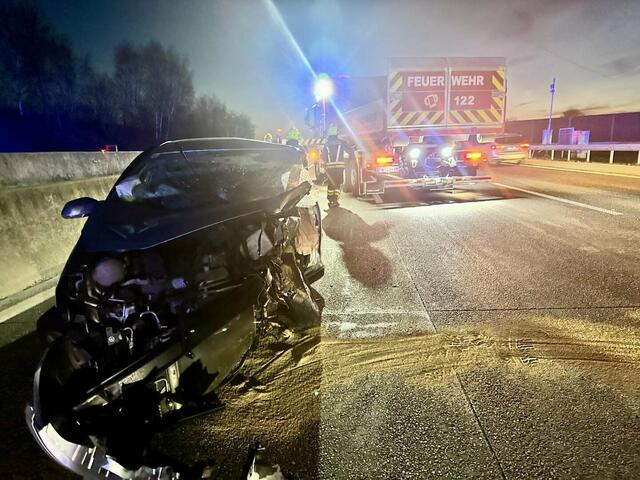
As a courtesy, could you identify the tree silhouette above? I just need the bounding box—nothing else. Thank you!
[0,3,75,119]
[0,3,254,151]
[562,108,584,118]
[114,41,194,142]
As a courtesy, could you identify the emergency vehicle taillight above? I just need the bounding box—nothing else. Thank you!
[520,143,530,150]
[375,155,395,166]
[465,151,483,161]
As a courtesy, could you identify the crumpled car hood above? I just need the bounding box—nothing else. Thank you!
[79,182,311,252]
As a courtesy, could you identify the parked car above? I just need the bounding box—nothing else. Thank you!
[475,133,529,164]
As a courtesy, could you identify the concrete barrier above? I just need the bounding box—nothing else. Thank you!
[0,151,140,188]
[0,176,118,301]
[0,151,141,302]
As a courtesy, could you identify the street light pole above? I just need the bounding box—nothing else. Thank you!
[545,77,556,144]
[322,97,327,138]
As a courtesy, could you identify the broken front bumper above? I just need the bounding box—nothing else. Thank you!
[26,405,178,479]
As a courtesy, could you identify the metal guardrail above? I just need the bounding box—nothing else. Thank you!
[529,143,640,164]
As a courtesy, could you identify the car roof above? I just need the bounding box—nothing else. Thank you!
[115,137,300,188]
[153,137,295,154]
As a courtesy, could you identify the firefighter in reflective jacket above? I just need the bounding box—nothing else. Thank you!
[322,124,346,208]
[286,127,301,147]
[285,127,308,168]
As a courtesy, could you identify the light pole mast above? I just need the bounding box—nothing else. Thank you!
[322,97,327,137]
[545,77,556,144]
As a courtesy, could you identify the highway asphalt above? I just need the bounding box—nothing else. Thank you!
[1,163,639,478]
[313,163,640,479]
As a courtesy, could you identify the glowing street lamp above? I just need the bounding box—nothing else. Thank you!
[314,74,334,137]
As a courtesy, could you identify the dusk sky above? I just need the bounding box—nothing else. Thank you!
[36,0,640,135]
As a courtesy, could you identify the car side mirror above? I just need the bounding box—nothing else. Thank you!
[61,197,99,219]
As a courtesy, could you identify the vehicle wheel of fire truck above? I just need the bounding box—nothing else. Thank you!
[343,163,353,193]
[345,158,361,197]
[313,164,325,185]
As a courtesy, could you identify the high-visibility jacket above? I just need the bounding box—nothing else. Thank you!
[322,138,347,169]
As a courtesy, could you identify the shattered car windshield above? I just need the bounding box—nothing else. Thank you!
[114,148,302,208]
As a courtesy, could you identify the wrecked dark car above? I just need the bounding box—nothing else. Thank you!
[25,138,323,479]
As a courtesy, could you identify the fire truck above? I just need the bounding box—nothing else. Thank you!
[310,57,507,196]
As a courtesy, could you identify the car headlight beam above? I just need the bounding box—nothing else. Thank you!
[409,148,421,160]
[440,146,453,158]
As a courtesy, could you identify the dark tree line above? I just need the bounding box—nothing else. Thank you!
[0,3,254,151]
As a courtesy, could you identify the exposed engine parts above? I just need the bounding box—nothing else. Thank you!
[29,191,324,480]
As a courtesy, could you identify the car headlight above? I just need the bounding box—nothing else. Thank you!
[440,146,453,158]
[409,147,421,160]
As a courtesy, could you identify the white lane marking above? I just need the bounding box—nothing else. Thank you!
[324,310,432,315]
[0,287,55,324]
[325,320,398,330]
[372,194,383,204]
[513,163,640,180]
[493,182,624,216]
